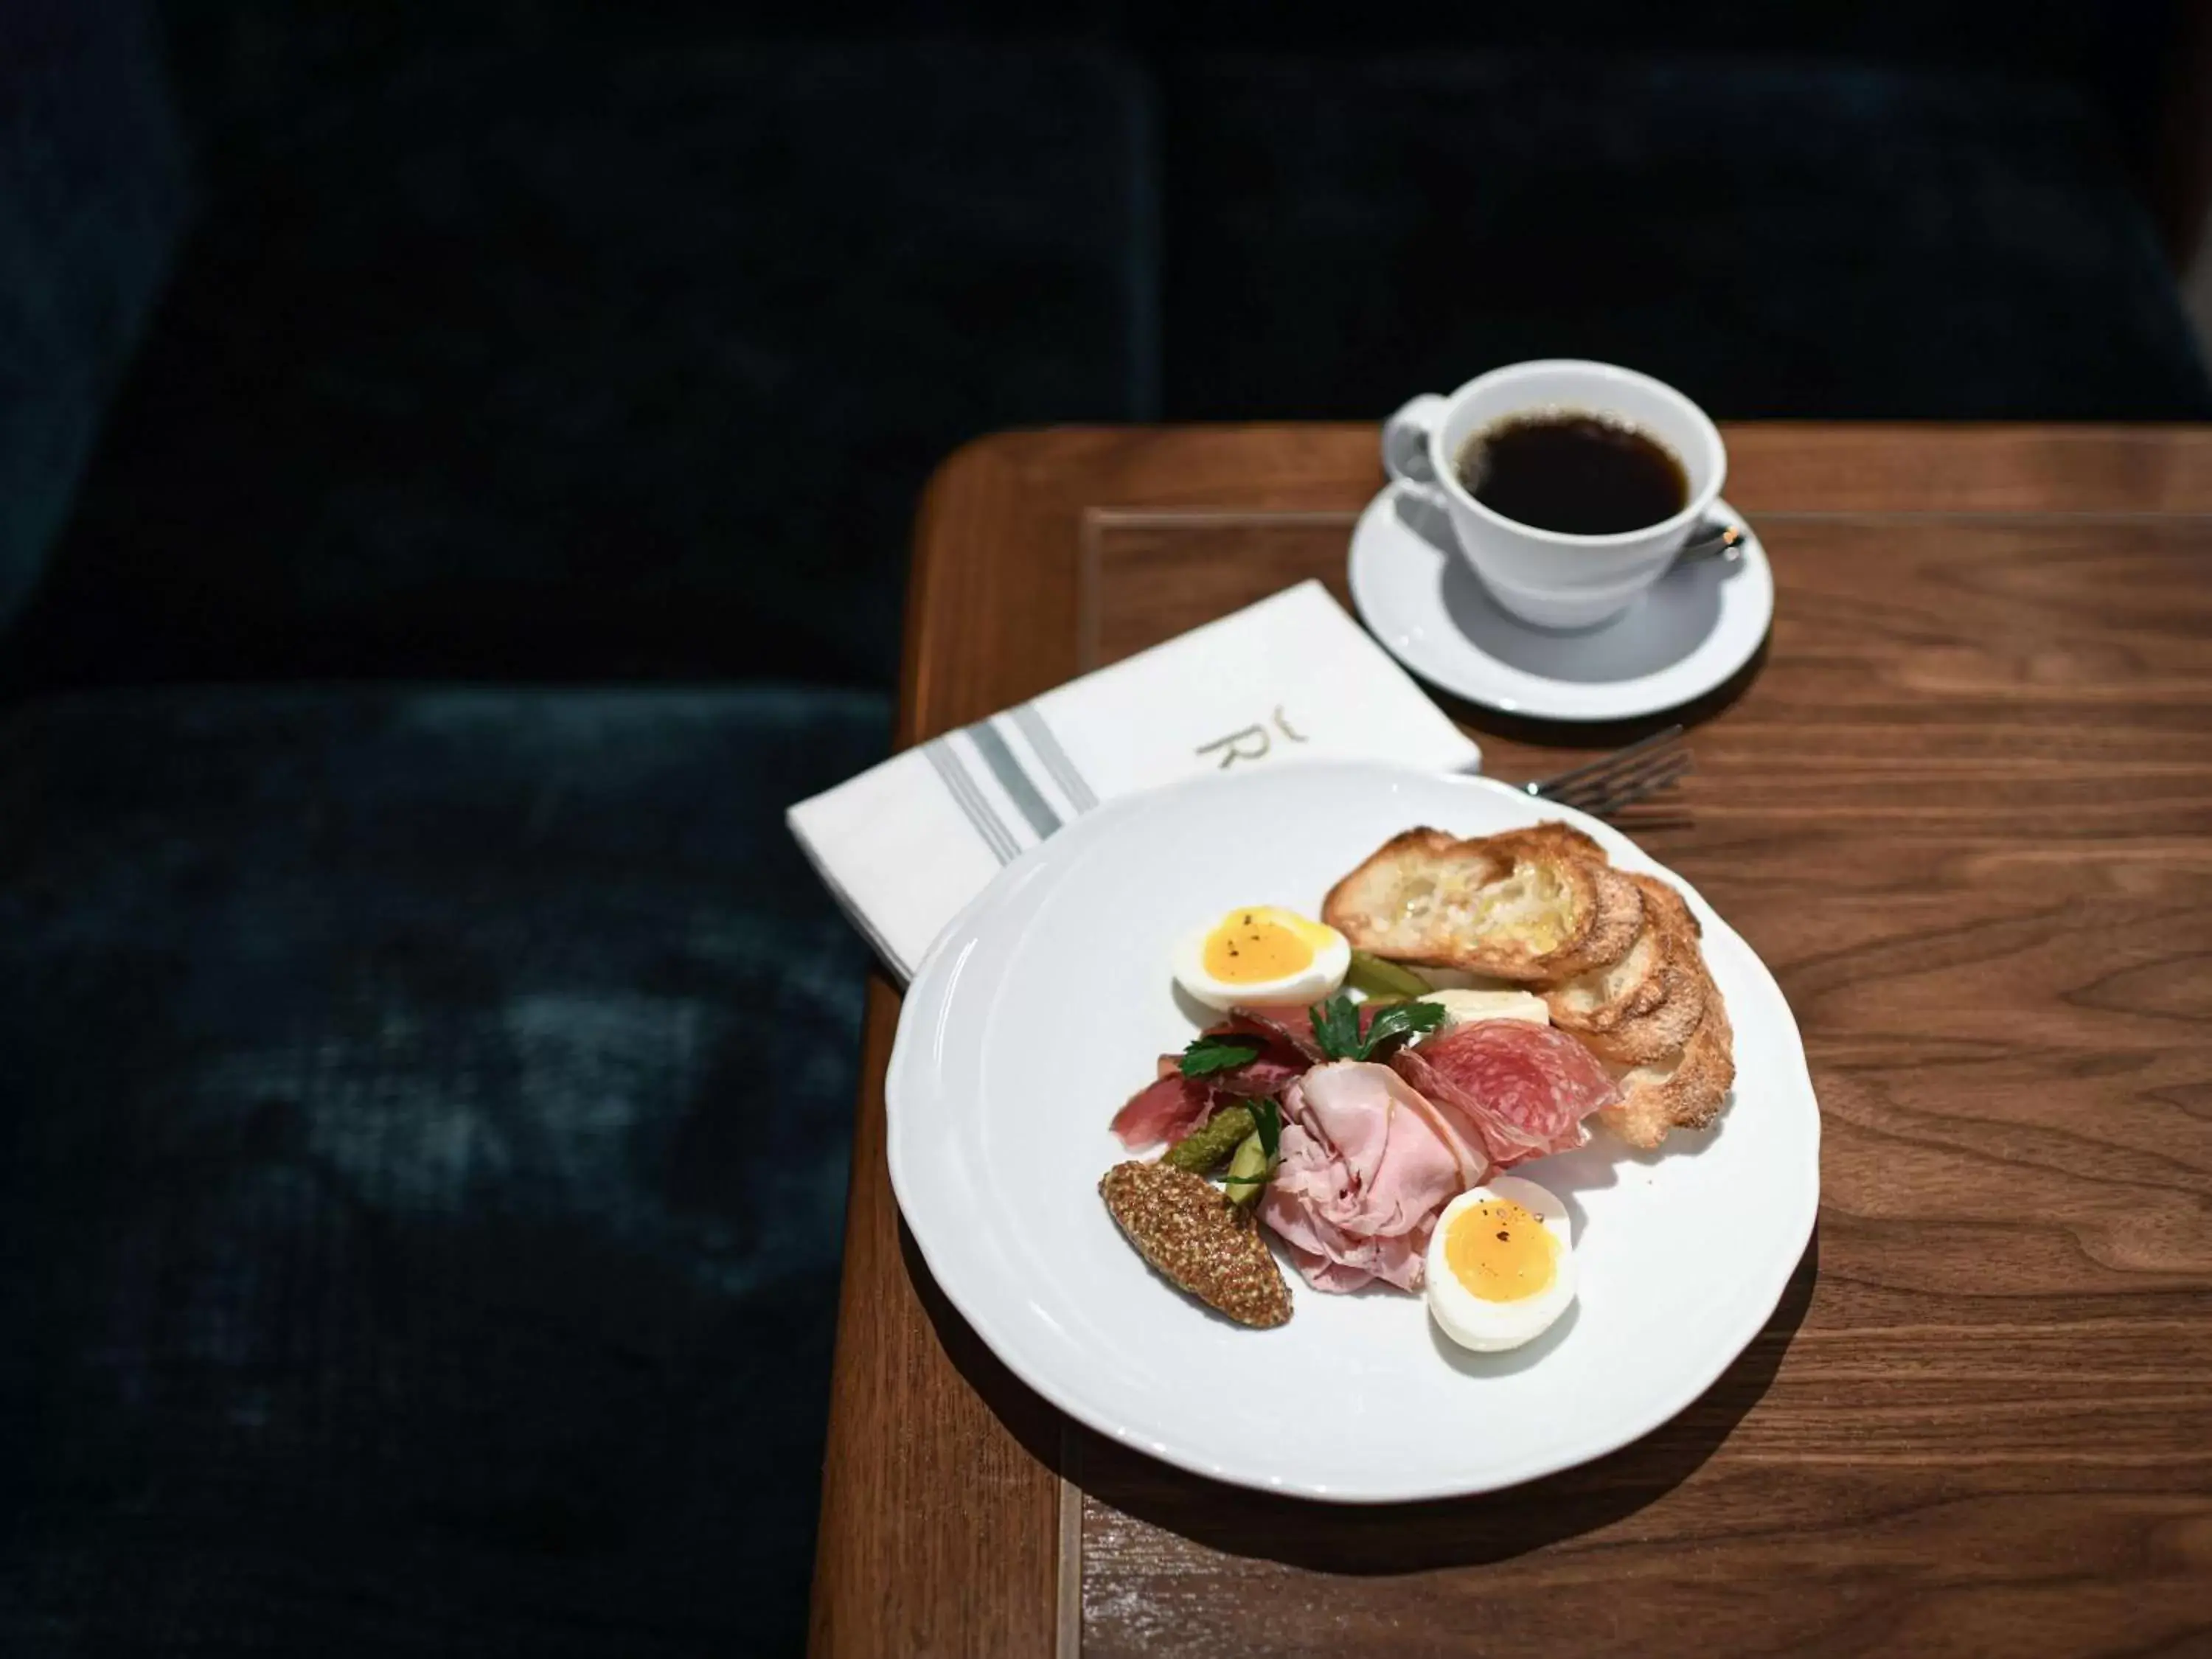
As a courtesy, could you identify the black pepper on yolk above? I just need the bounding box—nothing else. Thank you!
[1444,1197,1559,1303]
[1200,906,1331,986]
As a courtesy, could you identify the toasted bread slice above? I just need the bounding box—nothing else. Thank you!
[1452,825,1644,978]
[1323,822,1634,981]
[1548,874,1707,1065]
[1596,971,1736,1150]
[1482,821,1606,861]
[1542,858,1644,978]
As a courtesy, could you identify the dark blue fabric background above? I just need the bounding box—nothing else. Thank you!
[1162,55,2212,420]
[7,44,1153,692]
[0,0,186,637]
[1,687,887,1655]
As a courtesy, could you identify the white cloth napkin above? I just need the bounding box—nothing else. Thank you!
[787,580,1481,980]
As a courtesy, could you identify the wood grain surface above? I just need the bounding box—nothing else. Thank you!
[809,426,2212,1659]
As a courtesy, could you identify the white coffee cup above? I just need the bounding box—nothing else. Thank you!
[1384,360,1733,629]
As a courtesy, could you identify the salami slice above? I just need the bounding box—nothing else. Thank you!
[1391,1020,1620,1168]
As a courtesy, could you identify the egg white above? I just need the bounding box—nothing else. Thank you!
[1424,1175,1577,1353]
[1171,908,1350,1013]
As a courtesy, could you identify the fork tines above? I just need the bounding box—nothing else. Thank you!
[1532,726,1691,818]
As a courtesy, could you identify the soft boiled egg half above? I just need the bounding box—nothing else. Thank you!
[1425,1175,1577,1352]
[1172,905,1350,1012]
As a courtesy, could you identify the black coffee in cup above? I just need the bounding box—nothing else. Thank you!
[1455,412,1688,536]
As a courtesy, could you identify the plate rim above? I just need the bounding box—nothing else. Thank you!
[1347,486,1775,722]
[886,763,1822,1503]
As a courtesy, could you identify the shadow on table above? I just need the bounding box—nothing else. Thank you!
[899,1218,1076,1474]
[992,1224,1812,1580]
[1071,1225,1818,1573]
[1442,629,1773,757]
[1424,630,1771,844]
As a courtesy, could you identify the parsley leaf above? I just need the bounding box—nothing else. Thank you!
[1306,990,1446,1062]
[1307,992,1366,1061]
[1248,1096,1281,1163]
[1360,998,1447,1057]
[1180,1034,1265,1077]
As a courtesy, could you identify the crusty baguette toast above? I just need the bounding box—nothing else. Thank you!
[1596,970,1736,1150]
[1546,873,1708,1065]
[1325,824,1735,1147]
[1546,860,1644,978]
[1482,821,1606,861]
[1322,822,1641,982]
[1474,826,1645,978]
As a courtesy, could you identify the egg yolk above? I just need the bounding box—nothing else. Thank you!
[1444,1199,1559,1302]
[1201,908,1319,984]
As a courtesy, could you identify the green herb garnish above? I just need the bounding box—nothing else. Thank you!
[1308,993,1366,1061]
[1360,998,1447,1057]
[1179,1033,1265,1077]
[1249,1096,1281,1163]
[1306,990,1446,1062]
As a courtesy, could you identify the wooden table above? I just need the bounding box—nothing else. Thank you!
[810,425,2212,1658]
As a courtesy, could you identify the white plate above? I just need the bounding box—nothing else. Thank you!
[888,763,1821,1503]
[1349,482,1775,721]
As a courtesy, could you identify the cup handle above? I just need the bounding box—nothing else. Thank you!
[1381,394,1451,499]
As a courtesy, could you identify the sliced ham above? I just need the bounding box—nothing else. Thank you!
[1259,1060,1484,1293]
[1391,1019,1621,1169]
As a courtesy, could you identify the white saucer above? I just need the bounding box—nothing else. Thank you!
[1348,482,1774,721]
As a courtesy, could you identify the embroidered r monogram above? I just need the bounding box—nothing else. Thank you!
[1196,706,1310,769]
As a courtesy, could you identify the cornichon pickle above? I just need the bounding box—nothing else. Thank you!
[1346,949,1431,1000]
[1164,1104,1256,1173]
[1222,1131,1270,1208]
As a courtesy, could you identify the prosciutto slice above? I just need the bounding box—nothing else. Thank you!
[1226,1001,1388,1061]
[1259,1060,1485,1293]
[1110,1020,1308,1150]
[1222,1004,1326,1061]
[1110,1073,1214,1149]
[1391,1019,1620,1169]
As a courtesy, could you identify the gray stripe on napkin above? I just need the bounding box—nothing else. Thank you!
[924,737,1017,865]
[1012,701,1098,813]
[968,720,1062,841]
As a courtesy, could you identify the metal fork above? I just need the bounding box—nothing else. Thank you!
[1521,726,1691,818]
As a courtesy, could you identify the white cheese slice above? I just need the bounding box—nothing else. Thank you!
[1416,988,1551,1032]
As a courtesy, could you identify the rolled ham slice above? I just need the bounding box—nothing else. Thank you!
[1260,1060,1485,1293]
[1391,1019,1621,1169]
